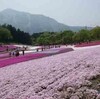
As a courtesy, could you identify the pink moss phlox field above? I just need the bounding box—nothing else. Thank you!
[75,41,100,47]
[0,48,73,68]
[0,53,46,68]
[0,46,7,52]
[0,46,100,98]
[0,45,17,52]
[0,53,9,59]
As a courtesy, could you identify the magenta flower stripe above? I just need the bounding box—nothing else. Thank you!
[75,41,100,47]
[0,48,73,68]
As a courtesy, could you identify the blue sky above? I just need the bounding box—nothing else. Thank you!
[0,0,100,27]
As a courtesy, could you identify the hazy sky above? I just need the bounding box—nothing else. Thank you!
[0,0,100,27]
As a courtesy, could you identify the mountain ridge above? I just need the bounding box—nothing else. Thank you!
[0,9,92,34]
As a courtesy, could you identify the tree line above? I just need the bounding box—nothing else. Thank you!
[0,24,100,45]
[0,24,32,45]
[33,27,100,45]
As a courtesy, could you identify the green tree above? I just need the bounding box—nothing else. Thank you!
[78,29,91,42]
[73,29,91,43]
[36,32,51,45]
[61,30,74,44]
[90,26,100,40]
[73,33,80,43]
[2,24,32,45]
[53,32,62,44]
[0,27,12,43]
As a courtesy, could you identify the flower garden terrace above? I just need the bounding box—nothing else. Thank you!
[75,40,100,47]
[0,45,74,68]
[0,44,17,52]
[0,42,100,68]
[0,45,100,99]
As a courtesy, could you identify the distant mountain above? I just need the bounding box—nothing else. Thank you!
[0,9,92,34]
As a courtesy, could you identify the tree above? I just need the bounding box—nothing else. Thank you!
[0,27,12,43]
[31,32,44,45]
[2,24,32,45]
[78,29,91,42]
[90,26,100,40]
[73,29,91,44]
[36,32,51,45]
[61,30,74,44]
[73,33,80,44]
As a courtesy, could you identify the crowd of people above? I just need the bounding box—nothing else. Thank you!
[9,46,26,57]
[9,50,19,57]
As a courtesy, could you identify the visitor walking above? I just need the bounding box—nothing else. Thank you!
[16,50,19,57]
[22,50,25,55]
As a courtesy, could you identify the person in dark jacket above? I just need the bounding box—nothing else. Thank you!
[16,50,19,57]
[22,50,25,55]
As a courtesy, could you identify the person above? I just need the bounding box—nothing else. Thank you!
[25,47,27,50]
[6,46,9,51]
[9,50,15,57]
[36,48,39,52]
[22,50,25,55]
[9,51,12,57]
[13,51,16,56]
[16,50,19,57]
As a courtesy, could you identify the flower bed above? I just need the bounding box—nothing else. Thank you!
[0,45,17,52]
[0,53,9,59]
[0,47,100,99]
[75,41,100,47]
[0,53,46,68]
[0,46,7,52]
[7,45,17,49]
[0,48,74,68]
